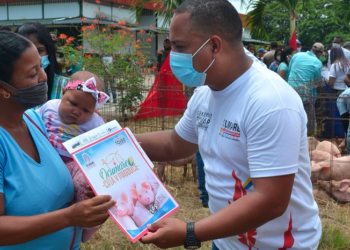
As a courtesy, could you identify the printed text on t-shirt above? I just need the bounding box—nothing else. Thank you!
[196,111,212,131]
[219,119,241,141]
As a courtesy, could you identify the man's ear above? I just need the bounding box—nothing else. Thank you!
[210,35,222,56]
[62,87,66,96]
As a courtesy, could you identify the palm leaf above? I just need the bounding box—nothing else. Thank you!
[245,0,270,40]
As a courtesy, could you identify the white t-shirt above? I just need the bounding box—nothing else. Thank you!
[175,61,321,250]
[329,62,349,90]
[36,99,105,158]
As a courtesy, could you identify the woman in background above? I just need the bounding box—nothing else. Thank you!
[15,22,68,100]
[269,48,282,73]
[277,47,295,81]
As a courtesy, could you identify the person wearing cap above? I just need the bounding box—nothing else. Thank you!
[343,41,350,51]
[262,41,279,67]
[288,43,324,134]
[257,48,266,62]
[296,39,302,52]
[156,37,172,72]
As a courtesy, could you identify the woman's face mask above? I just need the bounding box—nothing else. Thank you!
[41,55,50,70]
[0,80,48,110]
[170,38,215,87]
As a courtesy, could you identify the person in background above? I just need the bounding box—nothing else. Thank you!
[247,44,255,56]
[262,41,278,67]
[320,51,329,71]
[257,48,266,61]
[343,41,350,51]
[328,47,349,93]
[15,22,68,100]
[296,39,302,52]
[328,36,350,69]
[0,30,115,250]
[195,152,208,209]
[288,43,324,134]
[328,47,350,149]
[268,48,282,72]
[50,32,57,44]
[157,37,172,72]
[277,47,295,81]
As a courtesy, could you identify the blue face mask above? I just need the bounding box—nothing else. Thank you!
[170,38,215,87]
[41,55,50,70]
[297,48,301,52]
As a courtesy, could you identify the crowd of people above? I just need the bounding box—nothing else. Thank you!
[247,38,350,151]
[1,0,349,249]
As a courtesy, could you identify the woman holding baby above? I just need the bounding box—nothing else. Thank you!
[0,30,115,249]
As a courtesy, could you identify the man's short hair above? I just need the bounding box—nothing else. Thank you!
[270,41,279,49]
[175,0,242,47]
[334,36,343,43]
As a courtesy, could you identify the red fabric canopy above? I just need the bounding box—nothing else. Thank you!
[134,55,188,120]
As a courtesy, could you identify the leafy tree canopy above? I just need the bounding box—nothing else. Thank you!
[247,0,350,49]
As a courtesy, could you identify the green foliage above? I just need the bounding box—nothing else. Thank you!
[297,0,350,48]
[245,0,350,48]
[58,21,153,115]
[132,0,186,29]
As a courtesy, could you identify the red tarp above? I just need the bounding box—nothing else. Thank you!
[134,55,188,120]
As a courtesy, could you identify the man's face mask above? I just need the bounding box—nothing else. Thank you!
[333,43,340,48]
[297,47,301,52]
[0,80,48,110]
[319,56,326,63]
[170,38,215,88]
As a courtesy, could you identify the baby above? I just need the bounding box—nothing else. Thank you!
[36,70,110,242]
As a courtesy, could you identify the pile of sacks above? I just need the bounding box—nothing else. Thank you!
[309,137,350,203]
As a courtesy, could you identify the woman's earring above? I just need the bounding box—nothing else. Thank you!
[4,93,10,99]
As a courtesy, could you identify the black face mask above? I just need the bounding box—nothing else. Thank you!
[164,46,172,50]
[0,80,48,110]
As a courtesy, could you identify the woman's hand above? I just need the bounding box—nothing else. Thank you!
[84,185,96,199]
[67,195,115,228]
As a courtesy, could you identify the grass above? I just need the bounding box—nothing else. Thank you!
[81,165,350,250]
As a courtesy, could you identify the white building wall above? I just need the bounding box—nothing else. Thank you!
[111,6,135,23]
[156,15,170,29]
[8,3,42,20]
[0,3,7,21]
[44,2,79,18]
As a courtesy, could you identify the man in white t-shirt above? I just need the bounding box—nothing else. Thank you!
[328,36,350,69]
[137,0,321,249]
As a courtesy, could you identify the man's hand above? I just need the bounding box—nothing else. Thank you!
[140,218,187,249]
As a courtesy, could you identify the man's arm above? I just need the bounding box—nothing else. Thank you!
[140,174,295,248]
[135,130,198,162]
